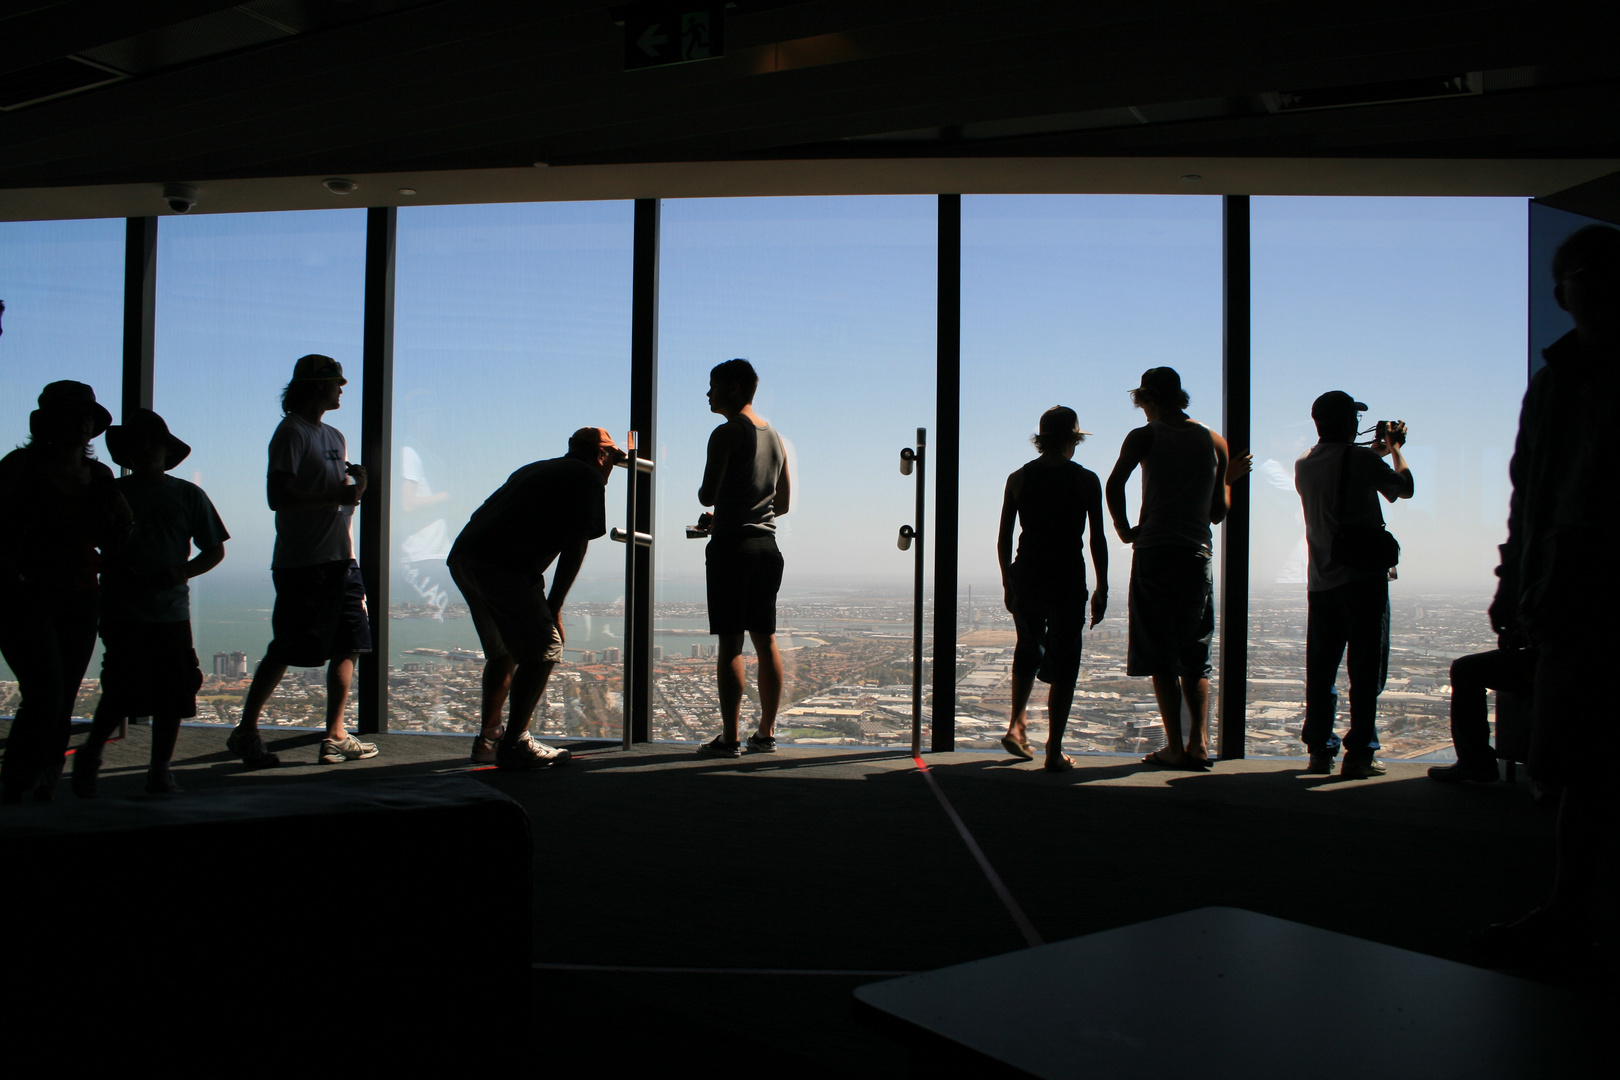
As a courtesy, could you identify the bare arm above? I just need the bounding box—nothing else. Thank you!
[773,459,791,516]
[1087,482,1109,627]
[546,538,589,644]
[997,472,1020,612]
[1106,427,1152,543]
[401,479,448,511]
[698,427,728,508]
[1207,429,1251,524]
[163,542,225,588]
[1377,422,1415,500]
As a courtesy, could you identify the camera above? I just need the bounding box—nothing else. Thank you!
[1376,420,1407,448]
[686,512,713,539]
[162,183,197,214]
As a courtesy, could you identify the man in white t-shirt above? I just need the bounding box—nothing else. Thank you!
[226,354,378,767]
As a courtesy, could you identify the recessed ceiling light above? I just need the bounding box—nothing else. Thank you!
[323,177,358,195]
[398,187,418,195]
[1181,174,1203,182]
[532,161,549,168]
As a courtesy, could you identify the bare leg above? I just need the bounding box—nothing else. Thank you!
[323,654,358,742]
[1182,675,1211,759]
[716,634,746,744]
[236,659,288,731]
[750,631,782,738]
[1045,679,1076,766]
[480,655,516,742]
[503,660,555,744]
[1006,671,1036,744]
[1150,674,1189,763]
[150,714,181,767]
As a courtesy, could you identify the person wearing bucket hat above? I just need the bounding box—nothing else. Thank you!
[72,409,229,796]
[228,354,376,768]
[1107,367,1251,771]
[447,426,624,768]
[0,382,133,802]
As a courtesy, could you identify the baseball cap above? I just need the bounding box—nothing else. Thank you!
[1310,390,1368,421]
[1130,367,1183,400]
[290,354,346,383]
[568,426,626,461]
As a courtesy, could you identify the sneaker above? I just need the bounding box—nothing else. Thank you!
[1428,761,1498,784]
[145,766,183,794]
[1304,752,1335,775]
[696,736,741,758]
[746,732,777,754]
[495,732,571,770]
[320,735,380,764]
[1340,756,1387,779]
[471,727,505,765]
[226,727,280,768]
[71,745,103,798]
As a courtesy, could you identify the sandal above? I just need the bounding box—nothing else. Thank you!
[1141,749,1203,771]
[1043,754,1076,772]
[1000,735,1035,761]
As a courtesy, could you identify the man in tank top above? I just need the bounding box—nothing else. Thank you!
[1107,367,1250,770]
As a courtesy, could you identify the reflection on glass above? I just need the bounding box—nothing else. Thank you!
[1248,197,1526,760]
[390,202,632,739]
[0,219,124,699]
[656,196,936,747]
[153,209,366,728]
[959,196,1223,755]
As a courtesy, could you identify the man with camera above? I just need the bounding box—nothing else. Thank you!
[228,354,378,767]
[1294,392,1413,779]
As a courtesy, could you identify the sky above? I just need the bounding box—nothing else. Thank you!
[0,193,1541,675]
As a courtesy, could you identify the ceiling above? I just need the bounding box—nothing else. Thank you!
[3,0,1619,220]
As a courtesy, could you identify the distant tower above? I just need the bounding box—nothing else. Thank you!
[691,643,701,658]
[229,651,248,677]
[604,647,622,664]
[652,645,664,661]
[213,652,230,676]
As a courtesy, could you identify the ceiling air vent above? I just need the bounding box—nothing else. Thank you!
[1263,73,1480,113]
[0,55,126,111]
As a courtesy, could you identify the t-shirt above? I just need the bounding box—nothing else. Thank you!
[0,447,130,594]
[100,475,230,622]
[705,418,786,539]
[449,456,607,579]
[1295,440,1409,592]
[1009,458,1100,596]
[268,413,354,568]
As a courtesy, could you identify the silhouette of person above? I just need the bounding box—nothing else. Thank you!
[694,359,790,757]
[0,382,132,803]
[1294,392,1413,778]
[1107,367,1249,770]
[1427,644,1534,784]
[447,427,623,768]
[998,407,1108,771]
[1479,224,1620,963]
[228,355,375,767]
[72,409,228,796]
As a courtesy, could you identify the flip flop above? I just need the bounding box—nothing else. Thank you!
[1000,735,1035,761]
[1043,754,1076,772]
[1141,749,1203,771]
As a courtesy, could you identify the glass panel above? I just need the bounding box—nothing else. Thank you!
[959,195,1224,756]
[391,201,633,740]
[0,218,125,708]
[1248,197,1527,760]
[655,196,937,748]
[153,209,366,729]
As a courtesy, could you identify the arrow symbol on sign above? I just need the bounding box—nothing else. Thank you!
[637,23,668,56]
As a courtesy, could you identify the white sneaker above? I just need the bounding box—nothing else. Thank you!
[320,735,380,764]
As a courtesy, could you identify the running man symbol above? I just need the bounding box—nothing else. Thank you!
[682,12,711,59]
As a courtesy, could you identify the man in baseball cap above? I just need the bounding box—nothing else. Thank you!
[447,427,624,768]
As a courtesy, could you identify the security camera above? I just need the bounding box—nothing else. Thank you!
[323,177,358,195]
[162,183,197,213]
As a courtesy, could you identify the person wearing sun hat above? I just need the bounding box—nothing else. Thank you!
[0,381,133,802]
[71,408,229,796]
[228,354,378,767]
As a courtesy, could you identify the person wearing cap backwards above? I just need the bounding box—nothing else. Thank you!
[1478,224,1620,964]
[1107,367,1250,770]
[1294,391,1412,779]
[72,409,228,796]
[0,382,133,802]
[228,354,376,767]
[447,427,624,768]
[998,406,1109,771]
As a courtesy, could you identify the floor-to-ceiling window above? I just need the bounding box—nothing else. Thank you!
[1247,197,1526,760]
[0,219,125,705]
[390,201,633,739]
[654,196,937,748]
[153,209,367,728]
[959,195,1224,755]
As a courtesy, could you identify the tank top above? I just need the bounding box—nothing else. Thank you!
[1134,420,1216,554]
[1011,458,1093,592]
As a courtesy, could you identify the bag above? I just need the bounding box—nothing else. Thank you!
[1329,446,1400,572]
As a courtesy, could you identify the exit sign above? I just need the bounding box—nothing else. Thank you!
[622,6,726,70]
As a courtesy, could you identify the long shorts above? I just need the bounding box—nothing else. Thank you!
[265,559,372,668]
[1011,599,1085,687]
[706,535,784,636]
[1126,547,1213,678]
[448,555,561,666]
[98,618,203,719]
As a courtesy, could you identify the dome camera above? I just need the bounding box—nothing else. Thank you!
[162,182,197,214]
[323,177,358,195]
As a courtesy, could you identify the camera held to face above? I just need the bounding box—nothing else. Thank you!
[1375,420,1407,448]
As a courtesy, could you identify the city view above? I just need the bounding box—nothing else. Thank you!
[4,586,1496,763]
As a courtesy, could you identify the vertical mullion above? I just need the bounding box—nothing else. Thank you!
[932,194,961,753]
[122,217,157,420]
[628,198,660,743]
[358,206,396,735]
[1218,195,1251,761]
